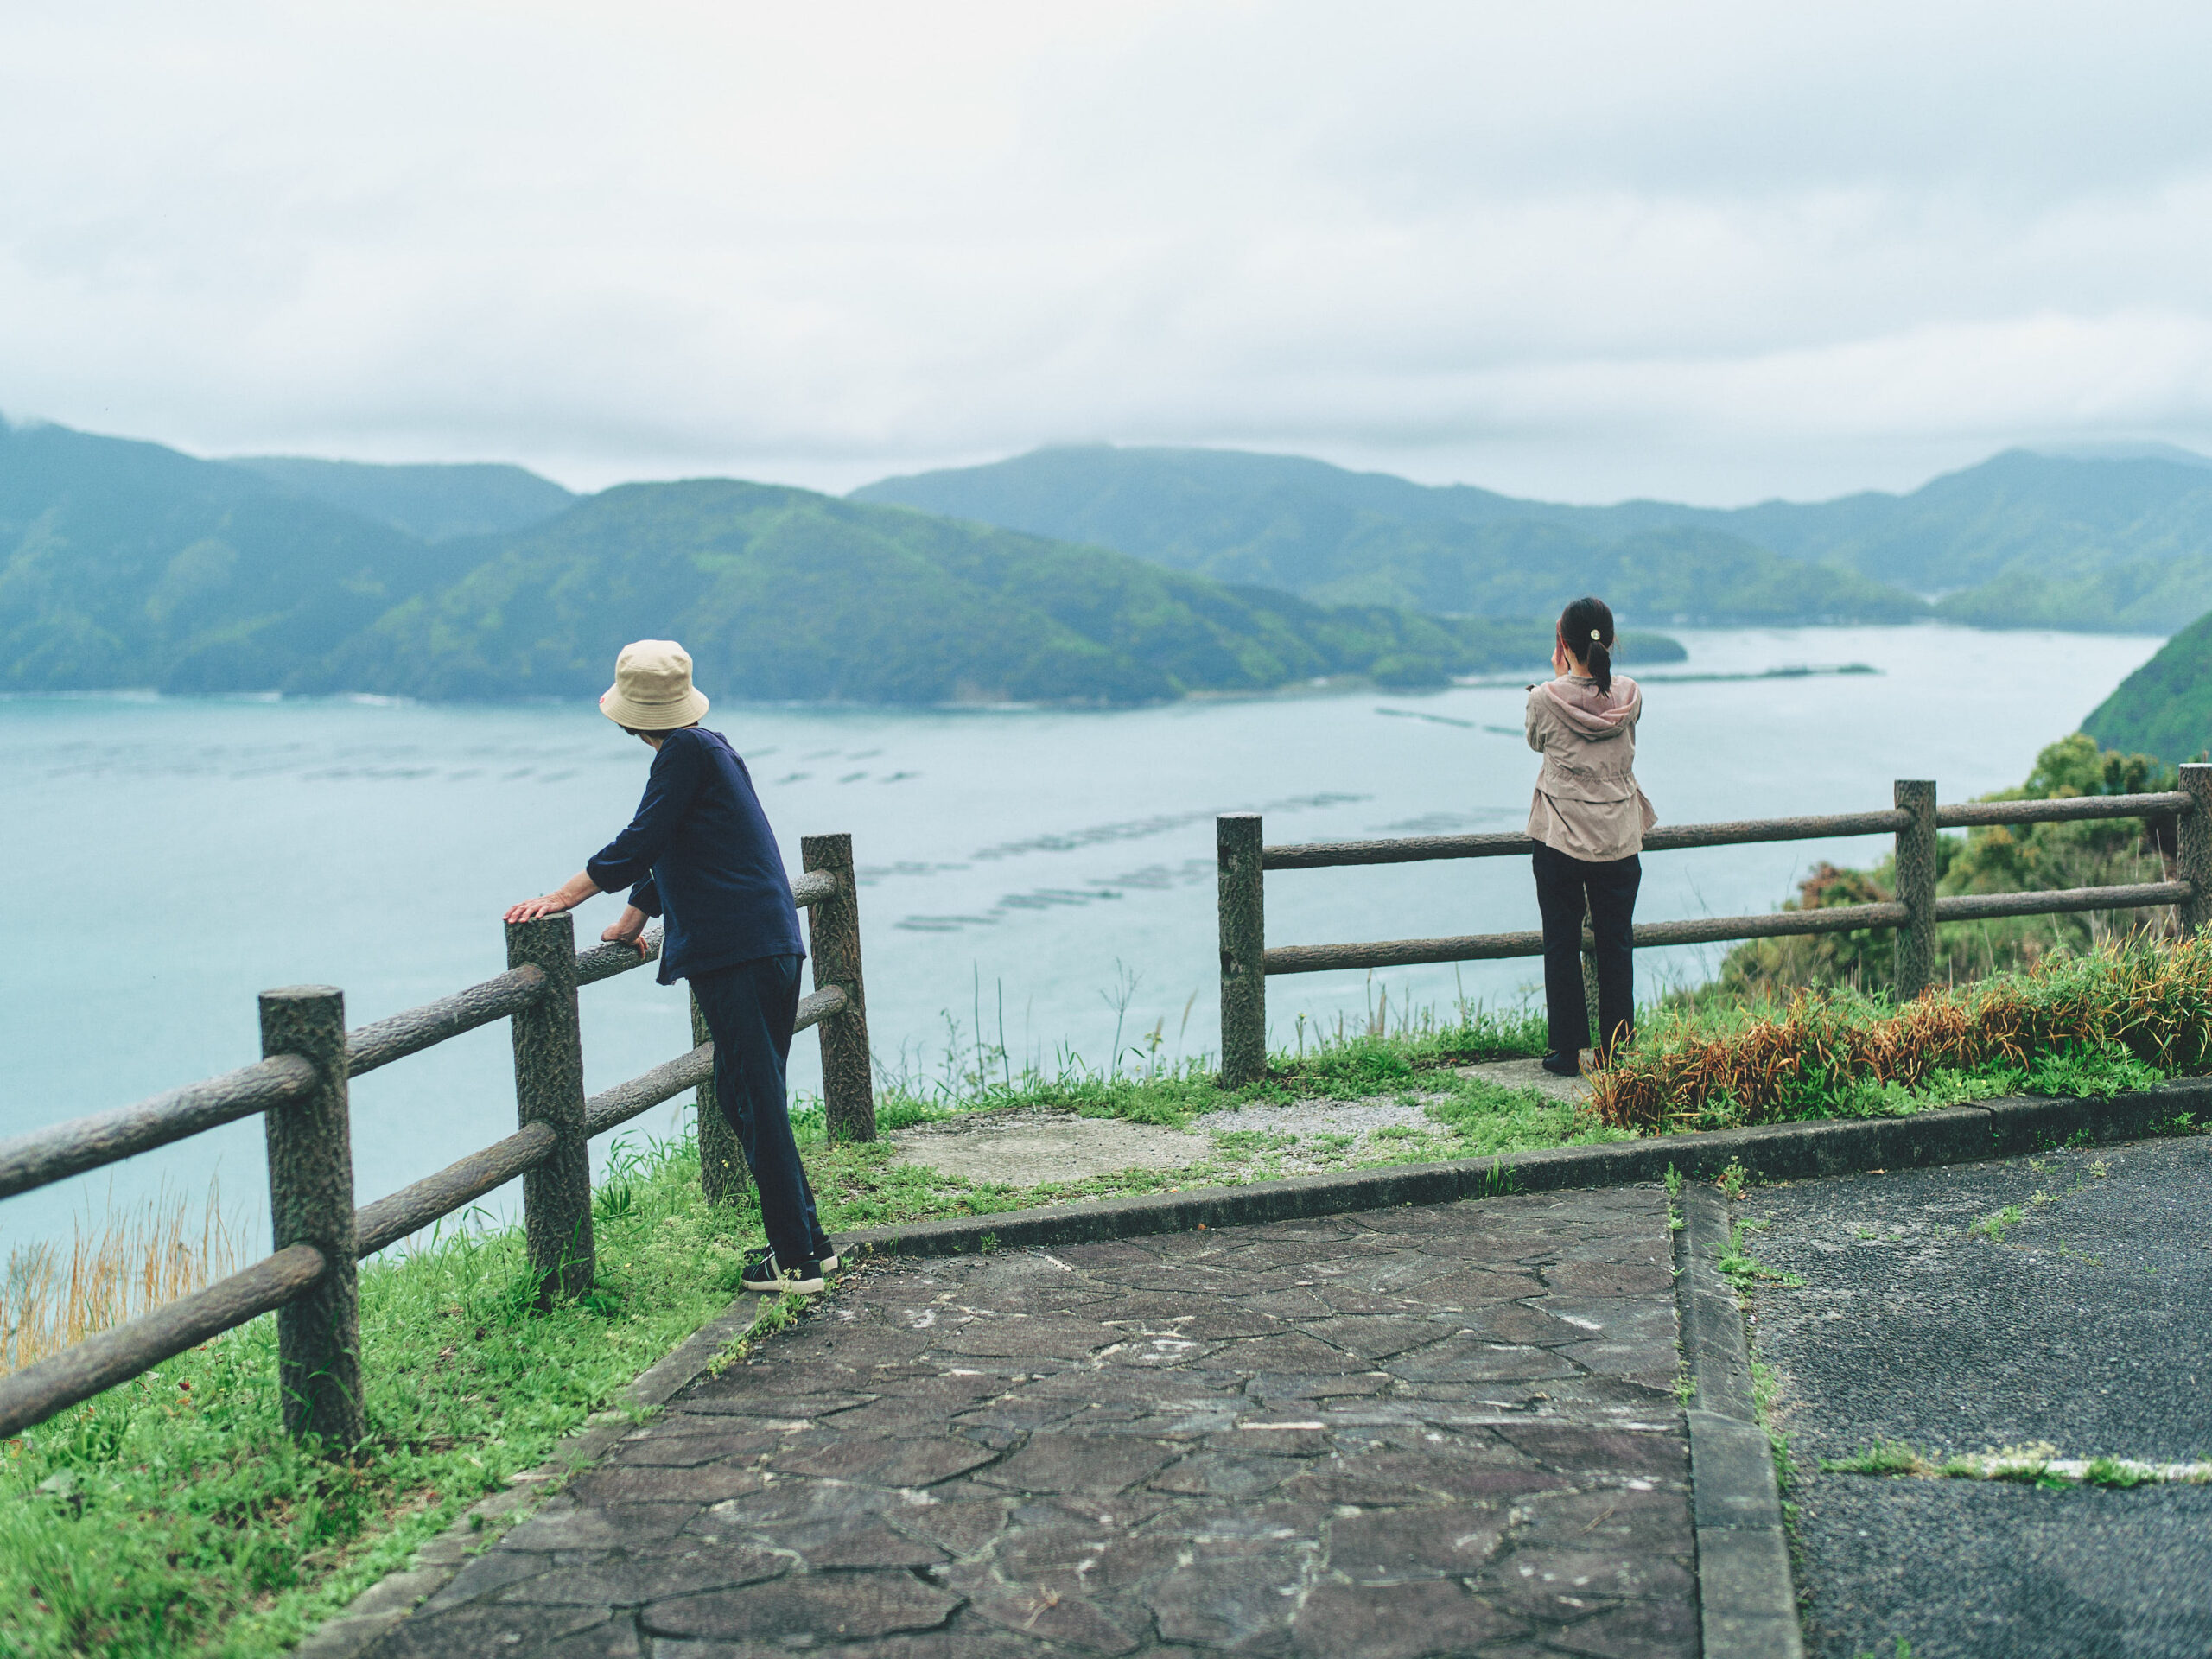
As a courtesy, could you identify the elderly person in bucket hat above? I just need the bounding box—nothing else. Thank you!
[505,640,839,1294]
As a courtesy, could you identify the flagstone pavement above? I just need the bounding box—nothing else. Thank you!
[364,1188,1692,1658]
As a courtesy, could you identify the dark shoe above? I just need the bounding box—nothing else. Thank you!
[741,1252,824,1295]
[1540,1051,1583,1077]
[815,1241,841,1273]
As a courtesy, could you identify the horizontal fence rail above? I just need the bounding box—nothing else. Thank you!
[346,964,549,1077]
[0,837,875,1447]
[1936,791,2190,829]
[0,1246,327,1444]
[0,1055,321,1204]
[1262,809,1917,870]
[1265,901,1914,976]
[1219,772,2212,1084]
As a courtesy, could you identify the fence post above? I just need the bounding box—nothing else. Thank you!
[1217,813,1266,1086]
[693,988,750,1204]
[259,986,364,1451]
[2180,764,2212,938]
[1893,779,1938,1002]
[506,915,594,1305]
[803,834,876,1144]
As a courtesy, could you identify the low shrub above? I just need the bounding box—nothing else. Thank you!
[1590,935,2212,1132]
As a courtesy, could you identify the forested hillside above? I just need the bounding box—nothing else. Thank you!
[855,442,2212,630]
[0,421,450,692]
[2082,615,2212,762]
[3,419,1676,703]
[317,481,1679,703]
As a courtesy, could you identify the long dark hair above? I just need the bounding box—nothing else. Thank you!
[1560,595,1616,696]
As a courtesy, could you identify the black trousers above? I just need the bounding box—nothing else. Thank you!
[1532,843,1641,1057]
[690,954,830,1268]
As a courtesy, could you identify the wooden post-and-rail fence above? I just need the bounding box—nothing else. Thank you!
[0,833,874,1451]
[1217,767,2212,1085]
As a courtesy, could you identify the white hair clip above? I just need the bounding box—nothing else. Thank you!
[1590,629,1600,640]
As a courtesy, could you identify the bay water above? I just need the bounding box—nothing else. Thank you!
[0,625,2163,1250]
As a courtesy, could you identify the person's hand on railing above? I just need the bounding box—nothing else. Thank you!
[504,871,599,925]
[601,906,652,959]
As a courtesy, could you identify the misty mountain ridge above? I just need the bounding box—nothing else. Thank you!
[853,442,2212,631]
[229,454,575,543]
[1,416,1669,703]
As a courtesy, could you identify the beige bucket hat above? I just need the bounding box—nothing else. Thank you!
[600,639,710,730]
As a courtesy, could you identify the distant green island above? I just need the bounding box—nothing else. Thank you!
[0,419,1676,705]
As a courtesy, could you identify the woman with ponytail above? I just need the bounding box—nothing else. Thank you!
[1525,595,1656,1076]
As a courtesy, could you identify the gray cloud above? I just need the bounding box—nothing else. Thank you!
[5,0,2212,504]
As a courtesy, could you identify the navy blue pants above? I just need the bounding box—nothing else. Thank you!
[1532,844,1641,1058]
[690,954,829,1268]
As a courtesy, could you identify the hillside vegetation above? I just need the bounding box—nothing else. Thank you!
[320,481,1680,703]
[855,442,2212,631]
[2082,613,2212,762]
[1,419,1678,704]
[0,422,448,693]
[1703,734,2183,1001]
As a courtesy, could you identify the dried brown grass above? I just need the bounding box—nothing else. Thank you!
[0,1180,247,1375]
[1590,934,2212,1133]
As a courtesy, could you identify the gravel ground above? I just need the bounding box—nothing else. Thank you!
[891,1098,1442,1185]
[1736,1133,2212,1658]
[891,1059,1580,1189]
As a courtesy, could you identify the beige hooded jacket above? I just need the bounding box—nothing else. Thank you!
[1524,672,1658,861]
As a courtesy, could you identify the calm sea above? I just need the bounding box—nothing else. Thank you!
[0,624,2163,1249]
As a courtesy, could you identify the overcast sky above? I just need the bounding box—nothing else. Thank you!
[8,1,2212,504]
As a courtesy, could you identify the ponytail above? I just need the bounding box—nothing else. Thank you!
[1559,594,1616,696]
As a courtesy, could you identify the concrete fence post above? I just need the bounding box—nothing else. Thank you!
[506,914,594,1305]
[1217,813,1266,1086]
[2179,764,2212,938]
[692,988,750,1205]
[259,985,364,1451]
[1892,779,1938,1002]
[803,834,876,1145]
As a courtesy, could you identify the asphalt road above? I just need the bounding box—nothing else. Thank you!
[1738,1132,2212,1659]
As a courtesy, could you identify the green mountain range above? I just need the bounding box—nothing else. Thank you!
[0,421,451,693]
[1,418,1671,703]
[853,442,2212,631]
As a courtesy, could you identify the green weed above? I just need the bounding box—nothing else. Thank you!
[1823,1440,1929,1476]
[1715,1217,1804,1293]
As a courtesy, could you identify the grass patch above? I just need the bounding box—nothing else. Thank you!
[1823,1438,1927,1477]
[0,1133,773,1658]
[1590,937,2212,1133]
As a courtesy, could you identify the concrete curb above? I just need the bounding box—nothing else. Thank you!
[1678,1186,1805,1659]
[292,1296,772,1659]
[840,1075,2212,1261]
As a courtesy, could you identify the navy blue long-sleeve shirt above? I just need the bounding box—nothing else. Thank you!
[585,728,804,986]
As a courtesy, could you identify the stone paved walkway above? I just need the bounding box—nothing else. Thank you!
[367,1189,1691,1657]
